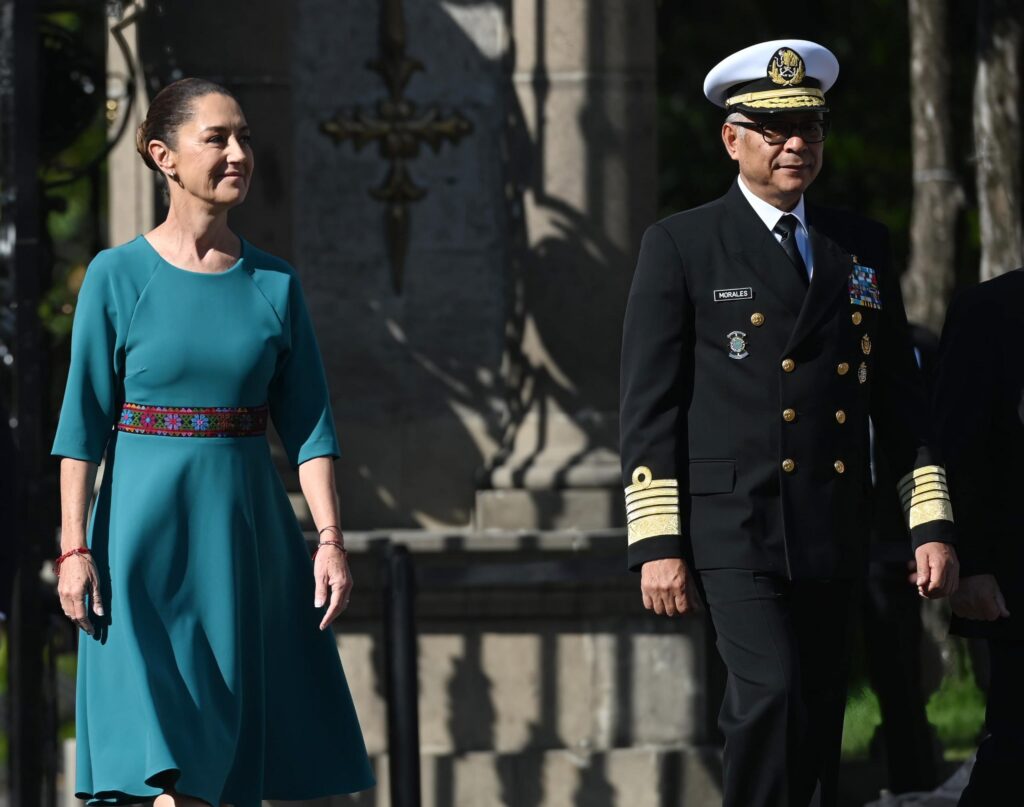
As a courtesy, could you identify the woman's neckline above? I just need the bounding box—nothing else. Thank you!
[139,234,245,276]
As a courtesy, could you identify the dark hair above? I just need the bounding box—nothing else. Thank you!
[135,78,237,172]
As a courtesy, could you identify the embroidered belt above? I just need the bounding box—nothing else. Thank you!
[117,402,268,437]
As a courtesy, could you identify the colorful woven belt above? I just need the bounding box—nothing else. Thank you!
[117,402,268,438]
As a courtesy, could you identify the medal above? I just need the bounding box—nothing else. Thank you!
[727,330,749,360]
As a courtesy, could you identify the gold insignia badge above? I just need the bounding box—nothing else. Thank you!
[767,48,806,87]
[858,361,868,384]
[861,334,872,355]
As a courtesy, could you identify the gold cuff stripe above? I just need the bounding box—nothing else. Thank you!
[625,478,679,496]
[627,505,681,521]
[898,465,948,485]
[624,467,682,543]
[898,471,947,492]
[898,466,954,528]
[625,487,680,505]
[904,495,954,512]
[899,483,948,500]
[908,498,955,530]
[897,491,950,510]
[726,87,825,107]
[626,496,679,515]
[627,513,682,545]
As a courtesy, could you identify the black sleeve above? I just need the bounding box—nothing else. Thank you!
[867,227,955,549]
[619,223,693,571]
[933,289,999,575]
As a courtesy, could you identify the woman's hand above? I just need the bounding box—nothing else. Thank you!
[57,553,104,636]
[313,544,352,631]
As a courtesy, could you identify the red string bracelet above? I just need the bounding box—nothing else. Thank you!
[54,547,91,576]
[312,539,347,561]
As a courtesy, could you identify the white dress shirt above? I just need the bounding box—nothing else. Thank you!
[737,176,814,281]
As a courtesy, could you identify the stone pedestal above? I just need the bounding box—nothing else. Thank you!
[476,0,657,530]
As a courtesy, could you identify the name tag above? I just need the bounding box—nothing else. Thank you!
[713,287,754,302]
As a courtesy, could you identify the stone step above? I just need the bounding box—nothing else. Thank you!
[265,746,722,807]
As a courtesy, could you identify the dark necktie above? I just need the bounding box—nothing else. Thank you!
[774,214,808,287]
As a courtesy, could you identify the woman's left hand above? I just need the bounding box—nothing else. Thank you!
[313,545,353,630]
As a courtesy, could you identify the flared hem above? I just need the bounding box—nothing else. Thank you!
[78,767,377,806]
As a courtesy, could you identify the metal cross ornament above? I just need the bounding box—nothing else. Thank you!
[320,0,472,293]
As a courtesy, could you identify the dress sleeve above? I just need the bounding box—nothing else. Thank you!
[866,227,955,550]
[619,223,694,571]
[268,273,340,467]
[52,256,123,464]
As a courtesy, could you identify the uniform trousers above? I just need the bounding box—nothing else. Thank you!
[698,569,854,807]
[958,639,1024,806]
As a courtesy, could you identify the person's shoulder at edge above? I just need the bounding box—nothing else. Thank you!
[653,191,732,233]
[241,238,297,277]
[944,266,1024,328]
[805,201,889,240]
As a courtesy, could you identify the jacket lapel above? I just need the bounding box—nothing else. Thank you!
[722,180,806,317]
[784,210,854,353]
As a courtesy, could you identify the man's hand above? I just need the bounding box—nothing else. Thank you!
[951,574,1010,621]
[914,541,959,599]
[641,557,701,616]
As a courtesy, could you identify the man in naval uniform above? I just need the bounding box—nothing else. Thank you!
[933,271,1024,806]
[619,40,958,807]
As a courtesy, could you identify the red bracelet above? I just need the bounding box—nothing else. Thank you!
[54,547,91,576]
[312,539,347,561]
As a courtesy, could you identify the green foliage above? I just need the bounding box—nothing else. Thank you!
[926,644,986,755]
[656,0,982,287]
[841,640,987,762]
[842,684,883,760]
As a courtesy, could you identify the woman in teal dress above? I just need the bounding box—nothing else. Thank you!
[52,78,374,806]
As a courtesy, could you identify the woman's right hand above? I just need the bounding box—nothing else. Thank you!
[57,553,104,636]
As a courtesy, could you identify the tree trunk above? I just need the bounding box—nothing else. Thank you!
[975,0,1023,281]
[903,0,963,333]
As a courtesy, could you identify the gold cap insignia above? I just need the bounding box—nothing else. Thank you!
[768,48,806,87]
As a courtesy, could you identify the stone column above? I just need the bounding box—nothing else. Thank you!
[105,10,153,247]
[475,0,657,529]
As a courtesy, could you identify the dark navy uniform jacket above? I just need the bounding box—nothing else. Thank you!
[934,270,1023,640]
[620,179,955,578]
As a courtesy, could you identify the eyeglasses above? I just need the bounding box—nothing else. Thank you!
[730,119,829,145]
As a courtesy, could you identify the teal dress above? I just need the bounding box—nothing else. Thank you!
[52,237,375,806]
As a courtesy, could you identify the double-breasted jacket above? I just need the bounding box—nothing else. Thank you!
[620,180,955,577]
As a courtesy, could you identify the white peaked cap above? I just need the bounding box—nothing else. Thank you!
[703,39,839,113]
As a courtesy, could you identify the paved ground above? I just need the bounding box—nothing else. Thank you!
[864,759,974,806]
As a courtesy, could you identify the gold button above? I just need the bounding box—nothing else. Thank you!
[834,460,846,474]
[782,358,796,373]
[835,409,847,424]
[782,408,797,422]
[851,311,863,325]
[751,312,765,327]
[782,458,796,473]
[837,362,850,376]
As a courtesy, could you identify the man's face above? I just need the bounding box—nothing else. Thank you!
[721,112,826,209]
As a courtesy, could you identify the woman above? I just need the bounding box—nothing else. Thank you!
[52,78,374,806]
